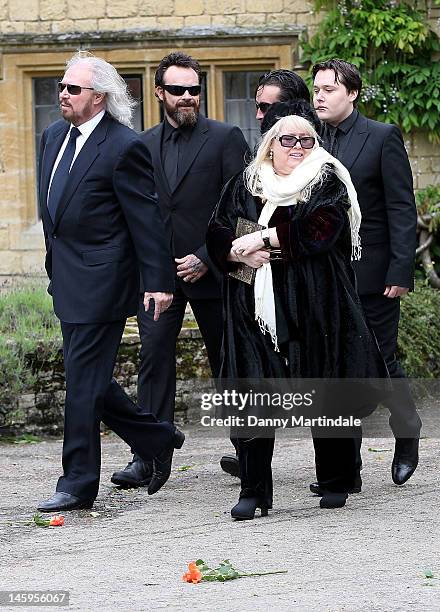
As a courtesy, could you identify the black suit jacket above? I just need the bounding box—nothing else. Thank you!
[141,114,249,299]
[39,113,175,324]
[331,112,417,294]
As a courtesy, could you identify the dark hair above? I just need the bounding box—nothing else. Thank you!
[255,69,310,103]
[312,59,362,107]
[155,52,202,87]
[261,100,321,135]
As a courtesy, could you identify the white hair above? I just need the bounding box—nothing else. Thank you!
[245,115,326,202]
[66,51,136,128]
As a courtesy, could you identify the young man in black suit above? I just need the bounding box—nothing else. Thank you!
[111,52,249,488]
[37,52,185,512]
[311,59,421,489]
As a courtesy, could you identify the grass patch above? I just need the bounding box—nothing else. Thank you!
[0,284,61,421]
[398,282,440,377]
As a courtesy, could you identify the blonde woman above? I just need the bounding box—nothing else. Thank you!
[207,102,387,520]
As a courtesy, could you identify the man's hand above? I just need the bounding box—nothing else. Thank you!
[175,254,208,283]
[143,292,173,321]
[383,285,409,298]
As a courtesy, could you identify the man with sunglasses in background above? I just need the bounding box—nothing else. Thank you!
[37,51,184,513]
[254,69,311,122]
[111,52,249,489]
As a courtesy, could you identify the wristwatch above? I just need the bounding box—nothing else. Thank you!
[261,229,271,249]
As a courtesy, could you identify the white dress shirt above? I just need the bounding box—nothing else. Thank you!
[47,109,105,203]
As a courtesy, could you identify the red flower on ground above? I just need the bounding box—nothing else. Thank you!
[49,515,65,527]
[182,561,202,583]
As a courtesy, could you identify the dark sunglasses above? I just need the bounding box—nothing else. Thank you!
[58,82,94,95]
[255,101,272,114]
[162,84,201,96]
[275,134,316,149]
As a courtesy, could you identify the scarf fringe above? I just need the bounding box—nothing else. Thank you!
[352,241,362,261]
[255,310,280,353]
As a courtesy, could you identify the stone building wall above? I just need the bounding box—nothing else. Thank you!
[2,323,211,436]
[0,0,318,33]
[0,0,438,281]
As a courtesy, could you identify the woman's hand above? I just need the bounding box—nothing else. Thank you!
[228,247,270,269]
[241,250,271,268]
[232,228,280,256]
[232,231,264,256]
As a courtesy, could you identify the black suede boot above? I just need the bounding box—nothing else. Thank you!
[231,492,269,520]
[231,436,274,521]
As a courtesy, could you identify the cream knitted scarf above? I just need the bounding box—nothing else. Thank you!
[252,147,362,352]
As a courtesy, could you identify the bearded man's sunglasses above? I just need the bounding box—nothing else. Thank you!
[58,82,94,95]
[162,84,201,96]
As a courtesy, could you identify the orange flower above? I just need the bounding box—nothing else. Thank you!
[49,515,65,527]
[182,561,202,583]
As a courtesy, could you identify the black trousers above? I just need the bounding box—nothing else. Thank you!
[236,437,274,506]
[312,428,361,492]
[136,288,223,423]
[58,320,174,500]
[360,293,421,438]
[237,430,358,502]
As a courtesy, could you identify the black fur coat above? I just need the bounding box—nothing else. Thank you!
[207,167,388,395]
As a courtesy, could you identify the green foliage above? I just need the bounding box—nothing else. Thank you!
[0,285,61,421]
[194,559,287,582]
[398,282,440,377]
[415,184,440,283]
[301,0,440,140]
[416,184,440,229]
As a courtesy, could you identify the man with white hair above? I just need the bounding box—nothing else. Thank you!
[37,51,184,513]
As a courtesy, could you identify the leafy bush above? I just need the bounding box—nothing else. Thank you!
[301,0,440,141]
[415,184,440,287]
[398,281,440,377]
[0,285,61,421]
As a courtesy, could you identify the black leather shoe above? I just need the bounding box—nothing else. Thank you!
[111,455,153,488]
[392,437,419,485]
[37,492,94,513]
[231,497,269,520]
[310,473,362,496]
[148,428,185,495]
[320,492,348,509]
[220,454,240,478]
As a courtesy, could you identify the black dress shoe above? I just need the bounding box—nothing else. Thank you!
[310,472,362,496]
[148,428,185,495]
[392,437,419,485]
[320,492,348,509]
[111,455,153,488]
[220,454,240,478]
[231,497,269,520]
[37,492,94,513]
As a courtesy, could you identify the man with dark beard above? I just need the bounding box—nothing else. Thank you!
[111,52,249,488]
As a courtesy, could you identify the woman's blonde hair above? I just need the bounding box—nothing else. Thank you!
[245,115,323,199]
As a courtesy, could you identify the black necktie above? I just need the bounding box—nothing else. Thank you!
[163,130,180,191]
[328,126,339,157]
[47,127,81,221]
